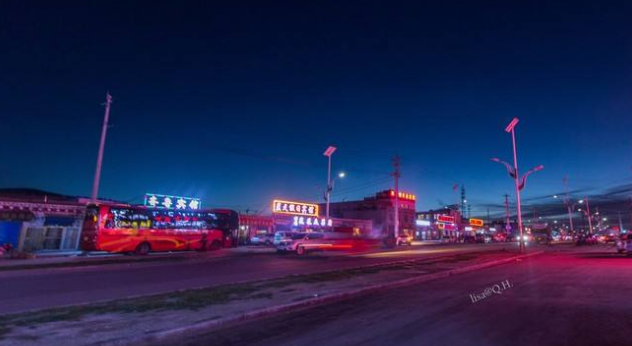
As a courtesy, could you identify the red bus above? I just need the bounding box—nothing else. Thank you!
[80,204,239,254]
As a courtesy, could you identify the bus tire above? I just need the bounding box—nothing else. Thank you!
[209,240,222,251]
[296,245,306,256]
[135,242,151,256]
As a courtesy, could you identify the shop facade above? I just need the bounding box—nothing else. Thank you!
[0,190,86,253]
[239,214,275,244]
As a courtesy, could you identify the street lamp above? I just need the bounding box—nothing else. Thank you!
[323,145,337,221]
[329,172,346,191]
[491,117,544,253]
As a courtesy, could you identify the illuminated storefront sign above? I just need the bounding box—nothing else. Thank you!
[144,193,201,210]
[437,215,455,223]
[388,190,416,201]
[470,218,484,227]
[416,219,431,226]
[272,200,319,217]
[293,216,333,228]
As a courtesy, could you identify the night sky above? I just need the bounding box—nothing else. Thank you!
[2,1,632,220]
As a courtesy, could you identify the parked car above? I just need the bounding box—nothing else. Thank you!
[276,232,329,255]
[475,234,486,243]
[396,234,413,246]
[531,233,551,244]
[576,233,598,246]
[492,234,507,243]
[273,231,294,246]
[250,233,274,246]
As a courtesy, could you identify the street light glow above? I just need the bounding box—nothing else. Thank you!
[338,172,346,178]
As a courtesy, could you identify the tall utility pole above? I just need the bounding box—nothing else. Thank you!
[460,186,466,217]
[323,146,337,221]
[504,194,511,235]
[563,175,574,234]
[585,196,593,234]
[91,92,112,203]
[392,155,401,239]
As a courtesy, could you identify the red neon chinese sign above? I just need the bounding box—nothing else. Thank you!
[437,215,455,223]
[388,189,416,201]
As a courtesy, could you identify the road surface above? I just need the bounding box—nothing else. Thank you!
[177,245,631,346]
[0,243,516,314]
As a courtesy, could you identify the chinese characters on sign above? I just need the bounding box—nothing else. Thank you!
[293,216,333,228]
[272,200,319,217]
[388,190,416,201]
[144,193,201,210]
[469,218,484,227]
[437,215,455,223]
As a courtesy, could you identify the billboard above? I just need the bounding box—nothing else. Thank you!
[272,200,319,217]
[144,193,201,210]
[437,215,455,223]
[470,218,484,227]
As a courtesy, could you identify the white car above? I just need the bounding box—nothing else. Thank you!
[276,232,330,255]
[250,234,274,246]
[273,231,295,246]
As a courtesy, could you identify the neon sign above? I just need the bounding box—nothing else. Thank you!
[437,215,455,223]
[416,219,431,226]
[272,200,319,217]
[388,189,416,201]
[470,218,484,227]
[293,216,333,228]
[144,193,201,210]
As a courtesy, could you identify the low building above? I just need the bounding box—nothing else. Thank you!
[416,208,463,240]
[0,189,86,253]
[323,189,416,238]
[239,214,275,244]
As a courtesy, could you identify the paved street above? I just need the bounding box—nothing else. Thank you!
[177,245,631,346]
[0,243,518,314]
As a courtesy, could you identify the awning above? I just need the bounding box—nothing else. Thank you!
[44,216,76,226]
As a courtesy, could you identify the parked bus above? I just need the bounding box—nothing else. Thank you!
[80,204,239,254]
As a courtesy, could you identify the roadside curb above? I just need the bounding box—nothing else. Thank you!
[122,251,543,346]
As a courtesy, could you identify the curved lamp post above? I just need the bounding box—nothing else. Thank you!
[491,118,544,253]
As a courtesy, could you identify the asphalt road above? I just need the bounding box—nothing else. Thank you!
[178,245,631,346]
[0,243,516,314]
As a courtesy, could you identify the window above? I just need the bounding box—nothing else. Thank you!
[43,228,63,250]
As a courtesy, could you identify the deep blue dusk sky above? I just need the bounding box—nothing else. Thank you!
[2,1,631,217]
